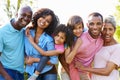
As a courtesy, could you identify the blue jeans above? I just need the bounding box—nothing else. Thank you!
[0,68,24,80]
[36,74,57,80]
[37,56,49,72]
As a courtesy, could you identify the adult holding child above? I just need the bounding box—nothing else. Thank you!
[76,15,120,80]
[66,12,104,80]
[24,8,59,80]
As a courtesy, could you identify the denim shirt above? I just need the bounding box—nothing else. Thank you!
[25,30,58,75]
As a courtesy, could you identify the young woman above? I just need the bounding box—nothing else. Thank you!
[26,24,74,80]
[24,8,59,80]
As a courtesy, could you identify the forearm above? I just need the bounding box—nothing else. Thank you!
[66,38,82,64]
[30,41,62,56]
[0,63,7,76]
[65,50,76,64]
[32,57,54,65]
[81,67,112,76]
[0,62,12,80]
[30,41,46,55]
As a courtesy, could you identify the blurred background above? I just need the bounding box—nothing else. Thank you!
[0,0,120,42]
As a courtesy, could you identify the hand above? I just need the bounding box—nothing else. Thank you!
[75,61,84,69]
[25,56,35,65]
[25,28,34,44]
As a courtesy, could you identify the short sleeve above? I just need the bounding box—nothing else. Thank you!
[0,31,3,52]
[109,45,120,66]
[46,41,58,64]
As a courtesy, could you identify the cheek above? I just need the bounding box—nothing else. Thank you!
[73,30,75,33]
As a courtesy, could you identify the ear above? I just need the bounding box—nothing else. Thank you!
[86,23,89,28]
[103,22,105,26]
[15,13,18,18]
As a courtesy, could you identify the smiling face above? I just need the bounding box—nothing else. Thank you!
[102,23,115,43]
[37,15,52,29]
[54,32,66,45]
[87,16,103,39]
[16,6,32,29]
[73,23,83,37]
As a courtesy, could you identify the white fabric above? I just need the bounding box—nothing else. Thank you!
[92,44,120,80]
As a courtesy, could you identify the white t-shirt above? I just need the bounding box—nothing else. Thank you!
[92,44,120,80]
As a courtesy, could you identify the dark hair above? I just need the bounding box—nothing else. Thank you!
[88,12,103,22]
[53,24,74,47]
[32,8,59,35]
[67,15,84,31]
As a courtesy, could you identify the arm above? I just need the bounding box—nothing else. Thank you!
[26,30,64,56]
[25,56,52,65]
[58,51,70,75]
[25,56,40,65]
[75,61,117,76]
[65,38,82,64]
[0,58,13,80]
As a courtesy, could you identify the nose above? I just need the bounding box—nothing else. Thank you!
[92,24,98,30]
[24,16,30,21]
[76,29,80,32]
[42,19,47,23]
[106,30,110,34]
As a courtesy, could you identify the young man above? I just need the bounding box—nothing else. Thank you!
[0,5,32,80]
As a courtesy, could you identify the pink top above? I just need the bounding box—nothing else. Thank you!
[55,44,65,52]
[92,44,120,80]
[69,31,103,80]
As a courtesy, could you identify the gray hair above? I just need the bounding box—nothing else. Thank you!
[104,15,116,29]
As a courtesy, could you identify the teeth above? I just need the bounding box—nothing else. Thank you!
[40,23,44,26]
[22,20,27,25]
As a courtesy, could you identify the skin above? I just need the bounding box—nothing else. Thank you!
[26,31,66,57]
[64,14,103,78]
[65,23,83,64]
[12,6,32,30]
[87,16,103,39]
[73,23,83,37]
[54,32,66,45]
[75,22,118,76]
[0,6,32,80]
[25,15,53,64]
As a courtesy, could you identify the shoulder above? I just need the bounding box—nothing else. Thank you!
[0,23,11,34]
[43,33,54,41]
[114,44,120,49]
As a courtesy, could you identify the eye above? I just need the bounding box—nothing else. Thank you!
[89,22,94,26]
[97,22,102,25]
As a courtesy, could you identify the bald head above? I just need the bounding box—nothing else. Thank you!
[14,5,32,30]
[18,5,32,15]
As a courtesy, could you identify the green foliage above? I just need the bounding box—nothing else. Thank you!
[3,0,33,20]
[114,0,120,26]
[114,26,120,43]
[114,0,120,43]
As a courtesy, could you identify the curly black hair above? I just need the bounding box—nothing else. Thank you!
[53,24,74,47]
[32,8,59,35]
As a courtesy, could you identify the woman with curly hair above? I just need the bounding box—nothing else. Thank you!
[24,8,59,80]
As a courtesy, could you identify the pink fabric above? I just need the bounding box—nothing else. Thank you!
[69,62,80,80]
[69,32,103,80]
[55,44,65,52]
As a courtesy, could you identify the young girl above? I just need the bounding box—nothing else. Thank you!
[58,15,84,80]
[26,24,74,80]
